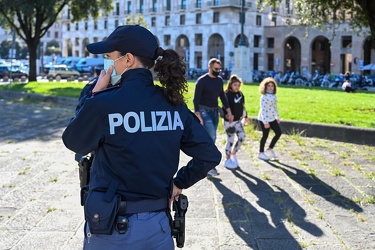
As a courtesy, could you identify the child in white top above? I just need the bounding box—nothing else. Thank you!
[257,77,282,160]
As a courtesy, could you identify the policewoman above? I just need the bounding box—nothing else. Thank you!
[62,25,221,249]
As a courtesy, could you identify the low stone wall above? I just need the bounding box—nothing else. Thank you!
[249,118,375,146]
[1,90,374,146]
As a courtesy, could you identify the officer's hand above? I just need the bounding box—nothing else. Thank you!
[92,66,113,93]
[170,184,182,208]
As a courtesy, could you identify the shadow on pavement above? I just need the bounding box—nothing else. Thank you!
[0,98,73,143]
[266,160,363,213]
[211,164,322,249]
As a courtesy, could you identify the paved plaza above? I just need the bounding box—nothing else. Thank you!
[0,95,374,250]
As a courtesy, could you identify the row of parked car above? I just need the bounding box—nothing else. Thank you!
[43,57,103,79]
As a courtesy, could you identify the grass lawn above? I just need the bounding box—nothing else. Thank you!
[1,81,375,129]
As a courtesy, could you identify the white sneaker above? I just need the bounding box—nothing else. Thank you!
[207,168,219,177]
[224,159,237,169]
[230,154,238,166]
[258,152,270,161]
[266,148,278,158]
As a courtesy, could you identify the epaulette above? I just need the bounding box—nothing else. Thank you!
[86,77,98,86]
[92,84,122,96]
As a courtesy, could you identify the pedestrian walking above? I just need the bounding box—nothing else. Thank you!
[193,58,234,176]
[257,77,282,161]
[62,25,221,250]
[222,75,248,169]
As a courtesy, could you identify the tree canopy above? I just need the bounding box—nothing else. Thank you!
[0,0,113,81]
[259,0,375,38]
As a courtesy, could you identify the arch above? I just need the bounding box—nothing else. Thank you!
[208,34,225,66]
[363,36,374,66]
[283,36,301,73]
[82,38,90,57]
[234,34,249,47]
[310,36,331,74]
[175,34,190,68]
[65,38,73,57]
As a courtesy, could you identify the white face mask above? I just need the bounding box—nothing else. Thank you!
[103,55,125,84]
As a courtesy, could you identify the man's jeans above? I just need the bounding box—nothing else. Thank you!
[200,106,219,143]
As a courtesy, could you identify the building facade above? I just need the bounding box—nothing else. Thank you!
[1,0,373,76]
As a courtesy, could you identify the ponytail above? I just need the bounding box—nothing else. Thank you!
[154,47,188,106]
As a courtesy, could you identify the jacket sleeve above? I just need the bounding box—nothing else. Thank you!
[62,96,104,156]
[274,96,280,120]
[193,79,203,112]
[173,110,221,189]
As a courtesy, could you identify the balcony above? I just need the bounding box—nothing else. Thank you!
[207,0,252,9]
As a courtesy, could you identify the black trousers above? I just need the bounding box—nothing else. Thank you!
[259,120,282,153]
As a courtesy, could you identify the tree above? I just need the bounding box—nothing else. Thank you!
[0,0,113,81]
[259,0,375,38]
[0,40,21,59]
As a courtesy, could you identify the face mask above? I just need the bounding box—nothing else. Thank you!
[104,55,125,84]
[212,70,220,77]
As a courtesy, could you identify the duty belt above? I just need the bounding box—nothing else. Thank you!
[118,197,168,215]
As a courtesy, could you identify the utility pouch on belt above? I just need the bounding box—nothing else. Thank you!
[84,180,121,235]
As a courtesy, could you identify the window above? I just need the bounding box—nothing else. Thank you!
[104,20,108,29]
[195,34,202,46]
[165,16,170,26]
[75,38,79,46]
[85,21,88,30]
[166,0,171,11]
[164,35,171,46]
[267,53,274,70]
[196,13,202,24]
[152,0,157,12]
[67,9,70,19]
[271,16,277,26]
[267,38,274,48]
[47,31,50,38]
[127,1,132,14]
[67,23,70,31]
[115,20,119,27]
[342,36,352,48]
[254,35,261,47]
[75,23,79,30]
[253,53,259,70]
[180,15,185,25]
[116,2,120,15]
[94,22,98,30]
[196,0,202,8]
[181,0,187,10]
[139,0,144,13]
[256,15,261,26]
[151,17,156,27]
[213,12,220,23]
[285,0,291,14]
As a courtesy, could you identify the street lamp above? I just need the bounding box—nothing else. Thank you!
[238,0,246,46]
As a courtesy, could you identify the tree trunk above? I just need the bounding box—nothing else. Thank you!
[27,43,38,82]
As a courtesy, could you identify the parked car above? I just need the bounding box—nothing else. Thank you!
[48,65,80,79]
[0,65,28,79]
[75,58,104,74]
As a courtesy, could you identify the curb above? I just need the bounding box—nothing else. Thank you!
[1,90,374,146]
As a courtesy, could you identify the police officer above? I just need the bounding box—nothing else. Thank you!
[62,25,221,249]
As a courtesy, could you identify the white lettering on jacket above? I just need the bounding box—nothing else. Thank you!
[108,111,184,134]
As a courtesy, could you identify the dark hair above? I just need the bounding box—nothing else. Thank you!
[225,74,243,93]
[153,47,188,105]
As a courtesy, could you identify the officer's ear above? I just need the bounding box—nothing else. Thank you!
[125,53,135,66]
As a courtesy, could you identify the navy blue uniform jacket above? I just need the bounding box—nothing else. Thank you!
[62,68,221,201]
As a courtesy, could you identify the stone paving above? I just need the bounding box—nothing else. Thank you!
[0,96,375,250]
